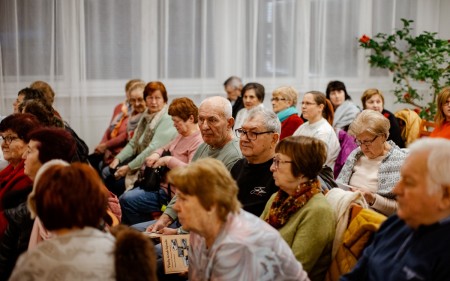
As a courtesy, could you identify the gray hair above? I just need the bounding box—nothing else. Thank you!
[245,107,281,134]
[223,76,243,90]
[408,138,450,194]
[349,109,390,138]
[199,96,233,119]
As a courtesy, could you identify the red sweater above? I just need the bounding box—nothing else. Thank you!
[280,114,304,140]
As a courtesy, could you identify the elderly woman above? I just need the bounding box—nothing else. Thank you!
[430,86,450,139]
[0,114,41,237]
[261,136,336,281]
[119,97,204,225]
[337,109,408,216]
[9,162,116,280]
[293,91,340,169]
[326,81,360,131]
[105,81,177,195]
[89,80,146,174]
[361,88,405,148]
[271,86,303,140]
[233,82,265,130]
[170,158,309,281]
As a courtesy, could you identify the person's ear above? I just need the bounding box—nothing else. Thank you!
[227,117,234,129]
[188,115,194,123]
[271,133,280,146]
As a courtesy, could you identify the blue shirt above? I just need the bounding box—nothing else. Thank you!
[341,215,450,281]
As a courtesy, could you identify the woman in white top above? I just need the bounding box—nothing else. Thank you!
[234,82,265,130]
[293,91,340,169]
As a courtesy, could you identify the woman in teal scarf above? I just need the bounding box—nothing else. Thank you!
[271,86,303,140]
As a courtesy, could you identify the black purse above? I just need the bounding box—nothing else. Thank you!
[134,150,171,192]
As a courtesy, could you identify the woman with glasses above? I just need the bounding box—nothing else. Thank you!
[271,86,303,140]
[0,114,41,238]
[261,135,335,281]
[337,110,408,216]
[293,91,340,169]
[104,81,177,196]
[89,80,146,175]
[430,87,450,139]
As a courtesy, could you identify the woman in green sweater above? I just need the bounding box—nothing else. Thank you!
[261,135,336,281]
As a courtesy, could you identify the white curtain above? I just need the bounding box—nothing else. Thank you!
[1,0,448,150]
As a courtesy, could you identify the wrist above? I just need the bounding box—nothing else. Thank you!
[369,195,376,206]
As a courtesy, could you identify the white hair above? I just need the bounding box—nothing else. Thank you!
[408,138,450,194]
[200,96,232,119]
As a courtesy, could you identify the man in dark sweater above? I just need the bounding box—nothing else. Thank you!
[231,107,280,216]
[341,138,450,281]
[223,76,244,119]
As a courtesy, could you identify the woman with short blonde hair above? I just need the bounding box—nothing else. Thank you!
[271,86,303,140]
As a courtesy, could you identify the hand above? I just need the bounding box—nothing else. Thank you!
[358,188,376,205]
[145,153,160,167]
[95,143,107,154]
[159,227,177,235]
[153,156,171,168]
[145,214,173,232]
[114,165,130,179]
[109,158,120,170]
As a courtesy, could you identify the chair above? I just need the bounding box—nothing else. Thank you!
[418,119,436,137]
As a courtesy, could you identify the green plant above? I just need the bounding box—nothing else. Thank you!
[359,19,450,120]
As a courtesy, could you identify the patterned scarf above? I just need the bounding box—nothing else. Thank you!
[110,101,129,138]
[266,178,321,229]
[132,104,168,154]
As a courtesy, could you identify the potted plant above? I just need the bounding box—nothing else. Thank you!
[359,19,450,120]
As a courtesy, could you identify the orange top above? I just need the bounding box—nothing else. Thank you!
[430,122,450,140]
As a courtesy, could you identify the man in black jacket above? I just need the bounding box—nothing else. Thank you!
[223,76,244,119]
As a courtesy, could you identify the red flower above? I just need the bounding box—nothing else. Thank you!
[403,93,411,101]
[426,108,430,113]
[413,108,421,114]
[359,34,370,44]
[383,112,390,118]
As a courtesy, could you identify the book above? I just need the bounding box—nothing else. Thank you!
[160,234,190,274]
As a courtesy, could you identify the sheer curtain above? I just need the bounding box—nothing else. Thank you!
[0,0,448,150]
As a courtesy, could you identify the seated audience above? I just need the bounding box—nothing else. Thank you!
[231,107,280,216]
[341,138,450,281]
[0,128,76,280]
[105,81,177,196]
[293,91,340,169]
[234,82,265,130]
[9,162,116,280]
[271,86,303,140]
[261,135,336,281]
[394,108,422,146]
[120,97,203,225]
[430,86,450,139]
[0,114,41,237]
[337,110,408,216]
[326,81,360,131]
[361,88,405,148]
[223,76,244,119]
[170,158,310,281]
[89,80,146,174]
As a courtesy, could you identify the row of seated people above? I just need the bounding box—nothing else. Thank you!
[0,78,449,280]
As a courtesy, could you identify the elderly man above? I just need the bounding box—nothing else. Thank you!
[224,76,244,119]
[341,138,450,281]
[231,107,280,216]
[136,96,242,233]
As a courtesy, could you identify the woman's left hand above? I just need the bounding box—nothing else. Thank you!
[159,227,177,235]
[359,189,376,206]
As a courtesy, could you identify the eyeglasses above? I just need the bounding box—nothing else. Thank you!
[0,135,20,145]
[272,157,293,169]
[235,128,273,141]
[271,97,286,102]
[301,101,317,106]
[442,101,450,107]
[355,135,379,146]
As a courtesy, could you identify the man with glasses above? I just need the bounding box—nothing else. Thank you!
[231,107,280,216]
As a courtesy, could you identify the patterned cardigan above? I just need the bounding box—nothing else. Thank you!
[337,141,408,199]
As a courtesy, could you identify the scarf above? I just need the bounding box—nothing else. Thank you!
[132,104,168,155]
[110,101,129,138]
[277,106,299,122]
[266,178,321,229]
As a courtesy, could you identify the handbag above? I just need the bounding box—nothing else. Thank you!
[134,150,171,192]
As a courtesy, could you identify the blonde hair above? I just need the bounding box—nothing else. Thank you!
[349,109,390,138]
[168,158,241,222]
[272,86,298,106]
[434,87,450,127]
